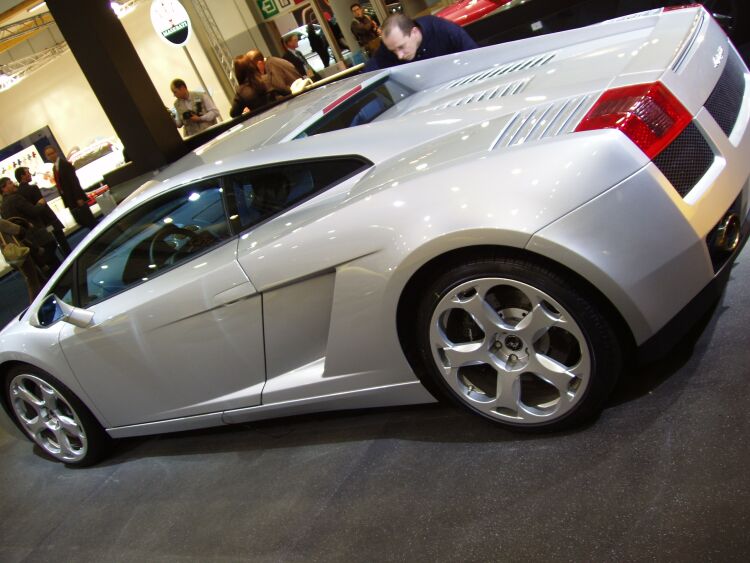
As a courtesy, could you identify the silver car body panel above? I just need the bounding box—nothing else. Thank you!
[1,6,748,438]
[57,241,267,428]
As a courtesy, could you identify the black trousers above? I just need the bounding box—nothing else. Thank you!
[71,204,97,230]
[52,227,71,256]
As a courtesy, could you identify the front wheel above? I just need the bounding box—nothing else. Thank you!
[5,365,111,466]
[415,255,622,431]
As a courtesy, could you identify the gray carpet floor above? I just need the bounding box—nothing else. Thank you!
[1,244,749,562]
[1,39,749,563]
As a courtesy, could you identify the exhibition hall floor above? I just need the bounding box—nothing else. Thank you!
[1,243,749,560]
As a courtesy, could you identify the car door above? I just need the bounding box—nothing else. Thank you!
[51,179,265,429]
[222,157,371,386]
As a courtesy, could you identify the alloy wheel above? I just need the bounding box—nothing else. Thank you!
[429,277,591,424]
[8,373,88,463]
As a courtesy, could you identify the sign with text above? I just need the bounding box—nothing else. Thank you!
[151,0,192,47]
[258,0,279,19]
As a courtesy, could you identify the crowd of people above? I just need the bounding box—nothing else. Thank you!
[0,146,97,303]
[170,6,477,134]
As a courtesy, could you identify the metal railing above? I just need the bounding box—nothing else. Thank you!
[0,42,69,91]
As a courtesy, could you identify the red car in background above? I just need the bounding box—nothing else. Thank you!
[436,0,745,44]
[435,0,517,26]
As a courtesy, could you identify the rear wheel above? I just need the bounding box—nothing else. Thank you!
[5,365,111,466]
[415,256,622,430]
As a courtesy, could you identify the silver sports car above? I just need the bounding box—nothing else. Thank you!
[2,5,748,466]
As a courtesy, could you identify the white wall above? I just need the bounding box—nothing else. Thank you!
[0,2,233,152]
[0,49,117,155]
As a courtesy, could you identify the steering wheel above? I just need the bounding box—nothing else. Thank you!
[147,224,199,269]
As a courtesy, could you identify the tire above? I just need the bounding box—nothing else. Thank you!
[4,364,111,467]
[414,255,622,431]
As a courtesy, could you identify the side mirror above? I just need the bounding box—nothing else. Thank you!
[32,294,94,329]
[57,298,95,329]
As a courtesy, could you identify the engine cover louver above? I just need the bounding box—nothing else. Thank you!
[441,52,556,91]
[491,95,591,149]
[425,78,531,112]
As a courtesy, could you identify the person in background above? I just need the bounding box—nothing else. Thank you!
[246,49,301,100]
[307,22,331,68]
[350,3,381,56]
[14,166,71,256]
[0,176,61,277]
[0,216,43,303]
[230,55,269,117]
[328,15,349,51]
[364,13,478,71]
[170,78,221,137]
[42,145,97,232]
[282,34,320,80]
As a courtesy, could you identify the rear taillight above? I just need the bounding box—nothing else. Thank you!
[574,82,692,158]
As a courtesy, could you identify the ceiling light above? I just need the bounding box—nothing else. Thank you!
[27,2,46,13]
[0,73,21,92]
[110,0,137,18]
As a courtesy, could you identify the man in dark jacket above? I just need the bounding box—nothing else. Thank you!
[307,23,330,68]
[14,166,71,256]
[43,146,97,231]
[282,34,321,80]
[1,177,46,223]
[364,14,478,71]
[0,177,61,274]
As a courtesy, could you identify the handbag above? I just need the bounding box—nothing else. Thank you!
[0,231,30,267]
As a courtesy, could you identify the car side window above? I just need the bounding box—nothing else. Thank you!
[72,180,230,308]
[224,157,370,233]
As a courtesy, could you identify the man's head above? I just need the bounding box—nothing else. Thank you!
[14,167,31,184]
[382,14,421,61]
[350,3,364,18]
[0,177,16,195]
[247,49,266,74]
[170,78,189,100]
[284,34,299,50]
[43,146,58,163]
